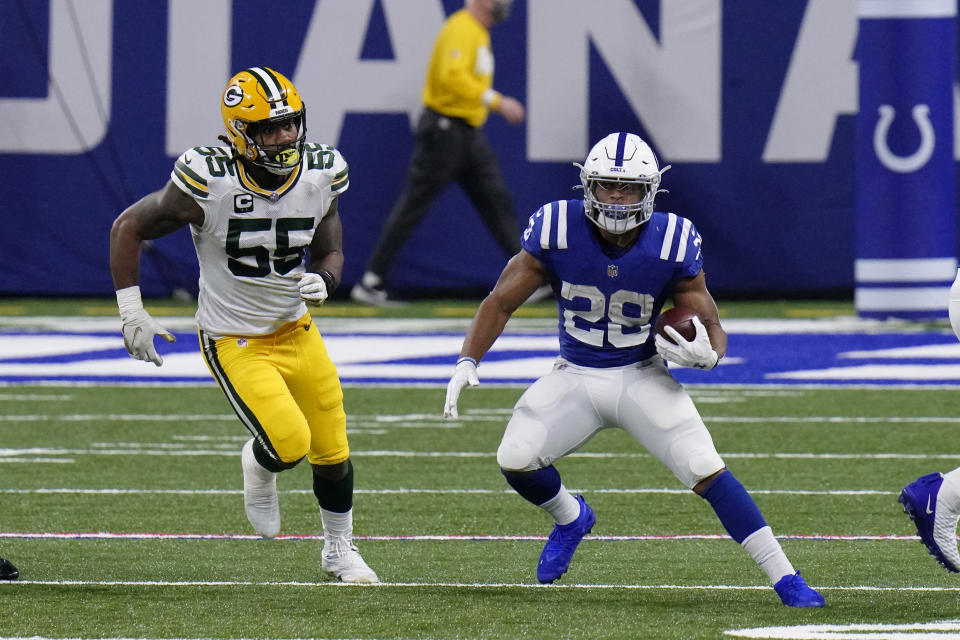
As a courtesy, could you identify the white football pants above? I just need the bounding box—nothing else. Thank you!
[496,357,725,489]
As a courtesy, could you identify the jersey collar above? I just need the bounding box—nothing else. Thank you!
[237,160,302,201]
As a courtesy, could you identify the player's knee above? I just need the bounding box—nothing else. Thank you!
[272,429,312,465]
[312,458,351,482]
[688,449,725,485]
[496,439,540,472]
[666,432,724,488]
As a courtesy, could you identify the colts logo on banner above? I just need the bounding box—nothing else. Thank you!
[607,264,619,278]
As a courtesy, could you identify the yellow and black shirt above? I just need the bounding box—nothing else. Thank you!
[421,9,500,127]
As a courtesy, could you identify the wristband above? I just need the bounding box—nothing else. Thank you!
[116,285,144,317]
[457,356,478,367]
[317,269,338,295]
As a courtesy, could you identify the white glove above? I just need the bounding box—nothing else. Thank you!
[443,357,480,419]
[295,272,329,304]
[116,286,175,367]
[654,316,719,370]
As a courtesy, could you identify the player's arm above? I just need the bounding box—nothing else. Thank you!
[654,270,726,370]
[443,250,548,418]
[668,270,727,360]
[461,250,548,361]
[295,198,343,305]
[110,181,204,288]
[109,181,203,366]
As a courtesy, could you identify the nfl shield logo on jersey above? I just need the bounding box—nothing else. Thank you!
[607,264,619,278]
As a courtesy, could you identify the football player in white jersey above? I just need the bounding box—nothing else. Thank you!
[897,270,960,574]
[443,132,825,607]
[109,67,377,583]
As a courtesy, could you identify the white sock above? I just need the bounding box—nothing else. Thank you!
[940,468,960,511]
[741,526,795,584]
[361,272,382,288]
[540,486,581,525]
[320,507,353,547]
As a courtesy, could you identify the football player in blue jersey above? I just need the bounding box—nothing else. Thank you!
[897,271,960,574]
[443,132,825,607]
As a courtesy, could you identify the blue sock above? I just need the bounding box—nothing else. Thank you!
[501,465,562,506]
[701,471,767,544]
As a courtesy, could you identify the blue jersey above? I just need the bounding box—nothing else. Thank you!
[521,199,703,367]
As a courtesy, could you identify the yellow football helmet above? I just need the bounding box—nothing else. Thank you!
[221,67,306,175]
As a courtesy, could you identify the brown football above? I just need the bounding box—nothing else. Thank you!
[654,306,698,344]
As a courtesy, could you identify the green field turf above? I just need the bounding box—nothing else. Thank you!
[2,384,960,639]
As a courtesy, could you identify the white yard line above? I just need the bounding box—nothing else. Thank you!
[2,447,959,462]
[0,531,922,542]
[0,487,900,496]
[0,578,955,593]
[3,413,960,424]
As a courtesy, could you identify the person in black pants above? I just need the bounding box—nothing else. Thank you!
[0,558,18,580]
[351,0,549,306]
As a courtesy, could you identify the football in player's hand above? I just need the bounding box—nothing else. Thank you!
[654,307,699,344]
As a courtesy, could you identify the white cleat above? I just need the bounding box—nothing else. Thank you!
[322,538,379,583]
[241,438,280,539]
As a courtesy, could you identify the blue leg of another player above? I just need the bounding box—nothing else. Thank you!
[502,466,595,584]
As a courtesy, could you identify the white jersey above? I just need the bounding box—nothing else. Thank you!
[170,144,348,336]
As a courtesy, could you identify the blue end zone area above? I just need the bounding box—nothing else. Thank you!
[1,321,959,386]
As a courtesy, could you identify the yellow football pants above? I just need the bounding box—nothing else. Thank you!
[199,313,348,466]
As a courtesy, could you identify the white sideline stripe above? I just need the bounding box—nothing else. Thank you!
[2,447,960,462]
[1,579,957,593]
[0,532,923,542]
[0,393,72,400]
[0,414,495,422]
[0,487,899,496]
[5,413,960,424]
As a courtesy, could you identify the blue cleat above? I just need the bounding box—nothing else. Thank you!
[537,494,595,583]
[899,472,960,573]
[774,571,825,608]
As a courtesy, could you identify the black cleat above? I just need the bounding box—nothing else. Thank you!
[0,558,19,580]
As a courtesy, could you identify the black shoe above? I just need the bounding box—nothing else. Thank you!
[0,558,19,580]
[349,281,404,308]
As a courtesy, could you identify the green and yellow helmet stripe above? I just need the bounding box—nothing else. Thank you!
[245,66,295,113]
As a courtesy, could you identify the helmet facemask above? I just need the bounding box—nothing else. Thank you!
[574,132,669,234]
[235,109,307,176]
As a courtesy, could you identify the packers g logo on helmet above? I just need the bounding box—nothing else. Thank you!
[221,67,307,176]
[222,84,244,108]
